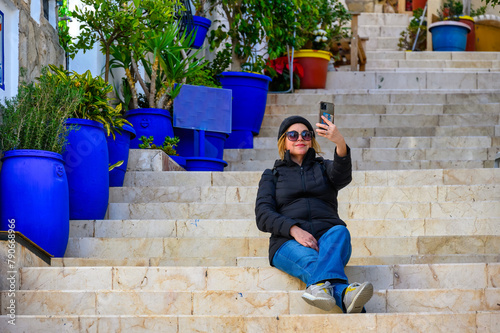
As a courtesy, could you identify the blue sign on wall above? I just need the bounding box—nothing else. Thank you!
[0,10,4,91]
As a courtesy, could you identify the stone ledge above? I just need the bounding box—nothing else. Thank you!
[127,149,185,172]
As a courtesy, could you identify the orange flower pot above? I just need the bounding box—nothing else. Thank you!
[293,50,331,89]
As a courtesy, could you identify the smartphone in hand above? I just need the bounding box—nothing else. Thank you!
[319,102,334,125]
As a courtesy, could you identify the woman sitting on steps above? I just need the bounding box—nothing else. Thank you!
[255,115,373,313]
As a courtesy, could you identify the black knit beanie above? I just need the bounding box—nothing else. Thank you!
[277,116,315,141]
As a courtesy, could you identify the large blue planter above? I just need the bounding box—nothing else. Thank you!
[219,72,271,149]
[174,128,228,160]
[63,119,109,220]
[125,108,174,148]
[106,124,136,187]
[187,16,212,49]
[0,150,69,257]
[429,21,471,51]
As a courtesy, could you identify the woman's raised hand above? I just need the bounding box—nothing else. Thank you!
[315,116,347,157]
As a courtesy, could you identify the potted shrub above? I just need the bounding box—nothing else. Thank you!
[0,68,84,257]
[47,65,128,219]
[204,0,301,148]
[398,8,427,51]
[292,0,351,89]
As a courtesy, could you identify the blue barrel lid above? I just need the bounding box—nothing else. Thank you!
[125,108,172,118]
[2,149,64,162]
[66,118,105,129]
[220,71,272,82]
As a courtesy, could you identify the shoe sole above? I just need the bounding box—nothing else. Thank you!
[346,283,373,313]
[301,293,336,311]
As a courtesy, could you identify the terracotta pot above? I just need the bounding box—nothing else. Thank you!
[293,50,331,89]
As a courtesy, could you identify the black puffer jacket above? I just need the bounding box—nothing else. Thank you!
[255,146,352,265]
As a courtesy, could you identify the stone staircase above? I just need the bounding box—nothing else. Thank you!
[1,12,500,332]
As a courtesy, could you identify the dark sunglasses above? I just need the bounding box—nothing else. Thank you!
[285,130,314,142]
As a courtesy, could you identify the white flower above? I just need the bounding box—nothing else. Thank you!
[321,36,328,42]
[313,30,319,35]
[317,29,327,36]
[316,23,322,29]
[314,36,322,42]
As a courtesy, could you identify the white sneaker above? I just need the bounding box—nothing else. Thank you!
[343,282,373,313]
[301,281,336,311]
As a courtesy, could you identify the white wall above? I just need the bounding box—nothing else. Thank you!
[67,0,105,76]
[0,0,19,101]
[30,0,41,24]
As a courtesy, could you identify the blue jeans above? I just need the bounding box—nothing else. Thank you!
[272,225,352,311]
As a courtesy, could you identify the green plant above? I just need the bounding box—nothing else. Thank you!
[47,65,130,139]
[295,0,351,51]
[206,0,305,72]
[0,67,84,154]
[191,0,207,16]
[438,0,463,20]
[398,8,427,51]
[109,160,124,171]
[138,135,180,156]
[64,0,182,84]
[481,0,499,7]
[110,21,207,111]
[186,43,232,87]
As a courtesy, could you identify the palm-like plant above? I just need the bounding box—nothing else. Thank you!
[111,22,206,111]
[47,65,130,139]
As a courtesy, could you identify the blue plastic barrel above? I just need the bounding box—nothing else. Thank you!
[125,108,174,148]
[187,16,212,49]
[219,72,271,149]
[63,119,109,220]
[184,157,228,171]
[429,21,470,51]
[106,124,136,187]
[0,150,69,257]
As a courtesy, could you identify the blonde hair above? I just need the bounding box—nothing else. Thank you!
[277,132,323,160]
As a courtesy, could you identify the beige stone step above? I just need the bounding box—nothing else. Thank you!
[109,184,499,204]
[70,217,500,239]
[358,25,407,38]
[264,103,500,116]
[227,159,494,171]
[267,91,500,106]
[359,13,411,27]
[240,254,500,267]
[64,235,500,259]
[1,312,498,332]
[2,288,498,315]
[257,124,499,138]
[366,51,500,61]
[326,72,500,90]
[225,147,492,163]
[106,198,499,220]
[18,263,500,292]
[261,113,500,128]
[365,37,401,51]
[366,60,500,71]
[254,136,494,149]
[123,168,500,187]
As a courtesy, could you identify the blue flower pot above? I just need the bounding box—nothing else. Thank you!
[106,124,136,187]
[64,119,109,220]
[170,155,186,169]
[174,128,229,160]
[429,21,471,51]
[219,72,271,149]
[187,16,212,49]
[125,108,174,148]
[1,150,70,257]
[184,157,227,171]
